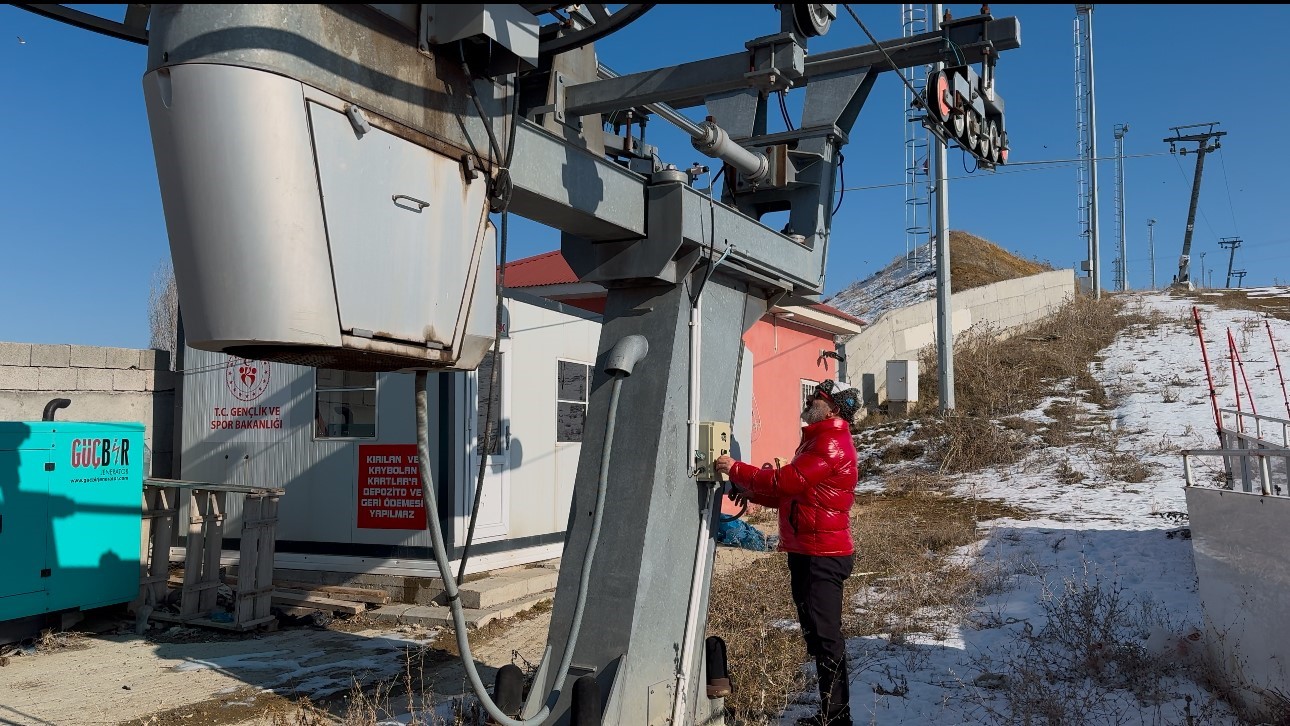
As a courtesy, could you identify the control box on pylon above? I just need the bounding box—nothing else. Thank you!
[696,421,732,482]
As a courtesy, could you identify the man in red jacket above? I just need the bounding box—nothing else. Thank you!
[716,379,860,726]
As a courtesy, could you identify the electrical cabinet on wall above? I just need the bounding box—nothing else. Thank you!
[0,422,143,625]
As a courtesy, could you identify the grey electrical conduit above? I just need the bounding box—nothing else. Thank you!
[412,334,649,726]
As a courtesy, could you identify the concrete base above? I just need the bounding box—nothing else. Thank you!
[229,560,560,606]
[888,400,914,416]
[368,592,552,630]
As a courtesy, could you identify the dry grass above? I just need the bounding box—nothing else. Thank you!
[918,294,1157,418]
[905,294,1170,473]
[1179,287,1290,322]
[33,629,89,653]
[917,414,1030,474]
[948,231,1052,294]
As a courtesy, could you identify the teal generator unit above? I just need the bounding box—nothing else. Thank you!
[0,413,143,629]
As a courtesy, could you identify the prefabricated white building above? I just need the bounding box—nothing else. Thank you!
[177,291,600,576]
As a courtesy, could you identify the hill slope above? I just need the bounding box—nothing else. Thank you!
[826,231,1051,323]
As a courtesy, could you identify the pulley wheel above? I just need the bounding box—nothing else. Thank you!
[962,110,980,151]
[927,71,952,123]
[979,118,996,161]
[985,119,1002,164]
[793,4,836,37]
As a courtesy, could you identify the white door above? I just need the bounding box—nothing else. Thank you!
[466,343,510,542]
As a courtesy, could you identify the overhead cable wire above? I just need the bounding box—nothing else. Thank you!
[841,4,928,112]
[838,151,1172,194]
[1217,146,1240,236]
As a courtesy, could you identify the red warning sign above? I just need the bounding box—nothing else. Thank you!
[357,444,427,530]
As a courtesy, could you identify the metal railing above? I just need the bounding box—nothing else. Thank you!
[1183,448,1290,497]
[1218,407,1290,449]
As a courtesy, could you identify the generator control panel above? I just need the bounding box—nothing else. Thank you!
[695,421,732,481]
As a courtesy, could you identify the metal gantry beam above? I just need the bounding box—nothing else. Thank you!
[563,18,1021,116]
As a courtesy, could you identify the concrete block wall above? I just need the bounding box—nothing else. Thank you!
[0,342,176,476]
[845,269,1077,411]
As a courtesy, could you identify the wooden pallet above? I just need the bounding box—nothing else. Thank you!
[133,479,284,632]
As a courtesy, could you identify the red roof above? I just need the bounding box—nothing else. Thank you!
[501,251,865,326]
[501,250,579,288]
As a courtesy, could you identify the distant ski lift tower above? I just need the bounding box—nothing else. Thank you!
[1113,123,1129,291]
[1074,4,1102,296]
[1220,237,1242,288]
[1163,122,1225,287]
[901,3,932,269]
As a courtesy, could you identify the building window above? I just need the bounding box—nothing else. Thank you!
[315,369,377,439]
[800,378,819,411]
[557,360,591,443]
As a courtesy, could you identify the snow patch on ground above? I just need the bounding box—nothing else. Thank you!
[173,631,438,701]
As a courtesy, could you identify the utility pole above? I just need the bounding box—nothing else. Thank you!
[1148,218,1157,289]
[1199,251,1207,289]
[933,2,954,412]
[1233,270,1247,288]
[1219,237,1242,288]
[1074,5,1101,297]
[1164,122,1225,286]
[1113,123,1129,290]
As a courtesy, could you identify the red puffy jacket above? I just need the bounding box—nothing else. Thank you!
[728,416,857,556]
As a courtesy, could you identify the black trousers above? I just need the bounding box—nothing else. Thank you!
[788,553,854,724]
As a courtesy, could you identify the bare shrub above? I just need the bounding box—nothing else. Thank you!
[879,442,926,464]
[1055,459,1086,485]
[964,571,1186,725]
[147,259,179,369]
[922,414,1028,474]
[1101,451,1154,484]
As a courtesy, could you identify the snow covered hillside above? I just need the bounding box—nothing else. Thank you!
[826,246,938,327]
[825,232,1049,325]
[802,290,1290,725]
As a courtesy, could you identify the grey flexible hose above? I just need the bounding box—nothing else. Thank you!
[413,370,624,726]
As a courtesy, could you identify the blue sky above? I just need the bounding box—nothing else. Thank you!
[3,4,1287,349]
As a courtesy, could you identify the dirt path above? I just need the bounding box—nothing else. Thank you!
[0,608,555,726]
[0,624,442,726]
[1,542,775,726]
